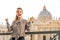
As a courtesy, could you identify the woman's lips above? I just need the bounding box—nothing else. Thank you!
[18,14,21,16]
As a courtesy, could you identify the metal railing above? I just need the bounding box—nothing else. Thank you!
[0,31,60,40]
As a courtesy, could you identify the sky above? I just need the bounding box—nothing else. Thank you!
[0,0,60,25]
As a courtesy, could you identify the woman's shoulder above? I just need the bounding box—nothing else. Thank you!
[22,19,28,23]
[12,20,17,24]
[12,19,28,24]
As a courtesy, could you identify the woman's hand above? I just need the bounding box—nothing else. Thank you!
[29,18,33,23]
[5,18,8,23]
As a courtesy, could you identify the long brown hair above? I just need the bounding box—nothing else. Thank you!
[15,7,23,20]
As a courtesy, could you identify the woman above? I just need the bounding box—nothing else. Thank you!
[5,7,32,40]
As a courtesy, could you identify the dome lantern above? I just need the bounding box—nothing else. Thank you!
[43,5,46,10]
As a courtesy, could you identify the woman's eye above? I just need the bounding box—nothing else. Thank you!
[17,11,21,13]
[20,11,21,13]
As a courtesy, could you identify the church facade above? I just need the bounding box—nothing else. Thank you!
[28,6,60,40]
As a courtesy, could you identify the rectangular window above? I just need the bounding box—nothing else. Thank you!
[43,35,46,40]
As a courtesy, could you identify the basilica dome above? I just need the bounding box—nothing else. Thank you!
[39,6,52,18]
[38,6,52,22]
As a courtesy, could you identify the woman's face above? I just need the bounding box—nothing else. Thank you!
[16,9,23,18]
